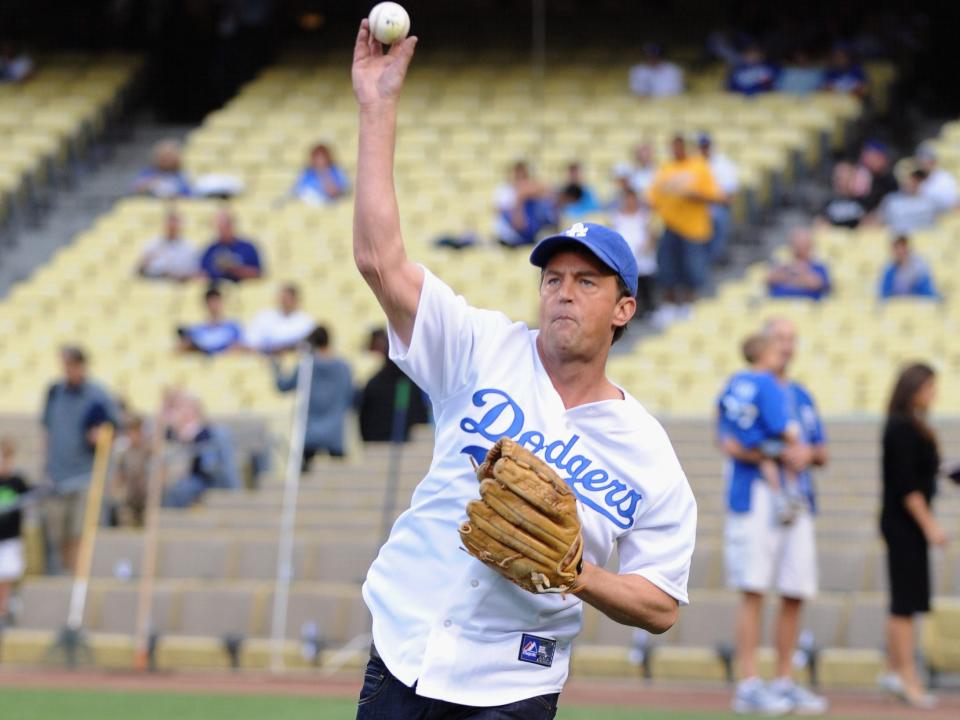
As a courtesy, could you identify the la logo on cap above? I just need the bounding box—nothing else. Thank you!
[564,223,589,238]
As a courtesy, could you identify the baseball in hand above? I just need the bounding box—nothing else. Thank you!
[368,2,410,45]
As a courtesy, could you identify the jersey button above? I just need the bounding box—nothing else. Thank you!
[443,619,452,628]
[470,579,479,588]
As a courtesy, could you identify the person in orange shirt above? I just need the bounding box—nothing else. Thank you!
[648,135,723,323]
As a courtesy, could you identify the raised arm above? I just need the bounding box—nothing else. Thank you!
[351,20,423,347]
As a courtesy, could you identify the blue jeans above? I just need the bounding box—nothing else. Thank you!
[162,474,209,508]
[356,654,559,719]
[656,228,711,292]
[708,203,732,262]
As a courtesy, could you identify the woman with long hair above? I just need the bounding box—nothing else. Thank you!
[877,363,948,709]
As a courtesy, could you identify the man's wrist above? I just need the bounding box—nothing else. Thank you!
[359,101,399,119]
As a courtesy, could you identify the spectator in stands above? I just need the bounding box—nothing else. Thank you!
[648,134,722,325]
[719,318,829,716]
[199,209,263,282]
[727,43,779,96]
[177,287,243,355]
[136,209,198,281]
[608,164,634,210]
[493,161,556,247]
[916,143,958,213]
[0,41,34,83]
[776,48,824,95]
[273,326,353,466]
[879,236,939,300]
[556,162,601,218]
[244,283,315,354]
[357,328,429,443]
[821,44,868,98]
[698,133,739,264]
[817,162,868,229]
[41,346,119,574]
[877,167,937,236]
[113,416,150,528]
[856,140,898,212]
[132,140,191,199]
[162,392,239,508]
[629,142,657,195]
[766,227,831,301]
[628,43,683,98]
[0,438,28,623]
[878,363,944,710]
[291,143,350,205]
[611,189,657,318]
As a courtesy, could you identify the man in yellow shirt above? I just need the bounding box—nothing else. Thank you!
[648,135,723,321]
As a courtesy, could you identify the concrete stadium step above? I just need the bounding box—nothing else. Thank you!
[91,530,379,583]
[11,577,366,642]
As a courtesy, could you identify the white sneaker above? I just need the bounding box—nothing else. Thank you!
[904,690,938,710]
[652,303,677,330]
[770,679,829,715]
[732,678,793,716]
[877,672,906,699]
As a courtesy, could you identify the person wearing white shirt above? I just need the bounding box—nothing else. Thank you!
[137,211,198,281]
[352,22,696,717]
[612,189,657,318]
[243,284,315,354]
[699,134,739,263]
[916,144,958,214]
[629,142,657,196]
[628,44,684,98]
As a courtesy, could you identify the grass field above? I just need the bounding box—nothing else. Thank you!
[0,687,758,720]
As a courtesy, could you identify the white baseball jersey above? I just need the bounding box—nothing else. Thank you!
[362,268,697,707]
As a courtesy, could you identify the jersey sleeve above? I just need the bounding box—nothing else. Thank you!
[798,386,826,445]
[617,437,697,605]
[387,268,511,404]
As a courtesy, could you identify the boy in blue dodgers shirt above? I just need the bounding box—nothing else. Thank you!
[351,19,696,719]
[719,318,829,716]
[719,333,804,527]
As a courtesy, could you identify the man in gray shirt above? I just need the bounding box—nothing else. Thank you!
[880,169,938,236]
[41,347,118,573]
[273,326,353,467]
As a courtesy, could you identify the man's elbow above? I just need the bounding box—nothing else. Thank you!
[645,602,679,635]
[354,253,377,279]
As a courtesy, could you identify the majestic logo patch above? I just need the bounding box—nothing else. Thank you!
[459,388,642,529]
[518,633,556,667]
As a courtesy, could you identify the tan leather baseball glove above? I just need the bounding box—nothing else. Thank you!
[459,438,583,594]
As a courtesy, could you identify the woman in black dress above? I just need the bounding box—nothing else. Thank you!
[878,363,948,709]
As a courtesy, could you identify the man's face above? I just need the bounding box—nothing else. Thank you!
[893,241,909,264]
[791,229,813,261]
[165,215,181,240]
[861,148,887,174]
[206,294,224,319]
[63,357,86,386]
[216,213,235,242]
[279,288,297,314]
[635,144,652,166]
[538,250,634,360]
[766,320,797,373]
[671,138,686,161]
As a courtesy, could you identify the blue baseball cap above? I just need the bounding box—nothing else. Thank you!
[529,222,639,296]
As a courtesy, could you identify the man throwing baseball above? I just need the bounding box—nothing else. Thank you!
[352,19,696,718]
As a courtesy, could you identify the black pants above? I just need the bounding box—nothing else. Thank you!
[356,654,559,719]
